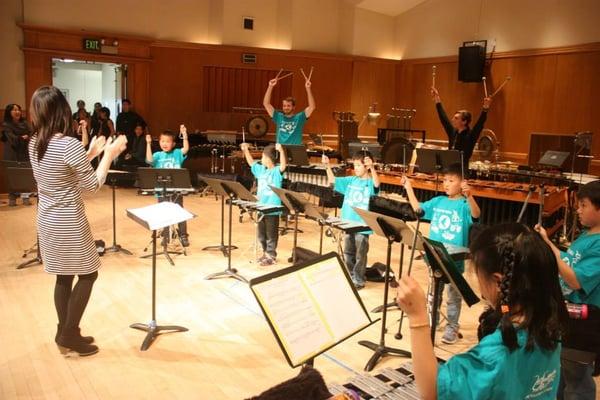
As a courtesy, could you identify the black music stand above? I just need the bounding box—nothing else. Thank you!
[416,148,462,194]
[353,207,417,371]
[283,144,310,166]
[204,178,255,284]
[270,186,314,264]
[421,237,479,343]
[138,168,192,266]
[6,166,42,269]
[106,170,133,255]
[286,190,331,256]
[200,176,239,257]
[127,202,194,350]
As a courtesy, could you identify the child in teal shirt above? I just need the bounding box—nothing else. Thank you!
[145,125,190,246]
[403,163,480,344]
[537,179,600,400]
[240,142,287,266]
[397,223,567,400]
[324,152,379,289]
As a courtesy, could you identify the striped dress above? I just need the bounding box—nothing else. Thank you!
[29,134,101,275]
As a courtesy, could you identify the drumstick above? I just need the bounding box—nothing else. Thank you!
[274,68,283,79]
[538,184,545,226]
[319,133,324,156]
[491,76,511,97]
[242,126,246,143]
[308,66,314,81]
[432,65,437,88]
[482,76,489,97]
[300,68,308,81]
[277,72,294,81]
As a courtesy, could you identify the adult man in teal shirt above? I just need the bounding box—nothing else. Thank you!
[263,72,316,145]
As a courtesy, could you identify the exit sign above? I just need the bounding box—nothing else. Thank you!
[83,38,101,52]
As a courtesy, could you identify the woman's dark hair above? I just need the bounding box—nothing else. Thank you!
[99,107,110,119]
[263,144,277,163]
[30,86,75,161]
[577,180,600,209]
[4,104,24,124]
[471,223,567,352]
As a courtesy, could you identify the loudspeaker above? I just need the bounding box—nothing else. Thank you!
[458,45,485,82]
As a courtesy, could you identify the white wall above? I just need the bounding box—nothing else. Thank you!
[101,63,118,121]
[52,62,102,113]
[395,0,600,59]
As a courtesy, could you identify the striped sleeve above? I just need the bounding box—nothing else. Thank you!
[64,138,99,192]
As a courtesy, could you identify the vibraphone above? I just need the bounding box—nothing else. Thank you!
[379,172,566,233]
[328,361,422,399]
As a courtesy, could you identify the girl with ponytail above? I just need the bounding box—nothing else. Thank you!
[396,223,568,399]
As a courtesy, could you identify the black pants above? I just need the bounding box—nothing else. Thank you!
[258,214,279,258]
[158,194,188,237]
[54,271,98,331]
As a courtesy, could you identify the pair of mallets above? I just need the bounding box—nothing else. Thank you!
[432,65,511,97]
[273,66,314,82]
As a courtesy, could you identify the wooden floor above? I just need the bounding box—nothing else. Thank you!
[0,187,591,399]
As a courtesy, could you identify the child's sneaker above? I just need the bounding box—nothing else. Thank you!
[441,326,459,344]
[259,255,276,267]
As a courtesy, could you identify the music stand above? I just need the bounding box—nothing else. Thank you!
[282,145,310,166]
[270,186,311,264]
[421,237,479,342]
[200,176,239,257]
[106,170,133,255]
[138,168,193,265]
[416,148,462,194]
[127,201,195,350]
[353,207,418,371]
[249,252,376,368]
[6,167,42,269]
[283,189,331,256]
[204,178,255,283]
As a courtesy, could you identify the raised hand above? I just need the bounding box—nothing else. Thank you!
[364,156,374,169]
[483,96,492,109]
[87,135,106,159]
[240,142,250,152]
[105,135,127,160]
[145,134,152,144]
[180,124,188,138]
[321,154,330,165]
[430,86,440,102]
[275,143,283,152]
[396,276,428,321]
[461,181,472,197]
[268,78,278,87]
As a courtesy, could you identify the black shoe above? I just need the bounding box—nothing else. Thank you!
[57,328,99,357]
[8,198,16,207]
[180,235,190,247]
[22,197,31,206]
[55,324,94,344]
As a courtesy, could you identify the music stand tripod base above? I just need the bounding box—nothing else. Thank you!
[17,255,42,269]
[204,268,248,284]
[130,320,188,351]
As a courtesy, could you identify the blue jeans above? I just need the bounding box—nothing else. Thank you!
[558,357,596,400]
[437,283,462,331]
[343,233,369,286]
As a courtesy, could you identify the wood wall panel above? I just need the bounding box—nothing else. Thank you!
[394,45,600,174]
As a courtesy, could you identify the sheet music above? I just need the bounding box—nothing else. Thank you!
[127,201,195,230]
[252,256,371,366]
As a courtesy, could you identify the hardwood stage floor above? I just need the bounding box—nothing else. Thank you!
[0,187,581,399]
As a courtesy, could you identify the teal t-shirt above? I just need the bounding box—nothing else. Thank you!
[272,110,307,145]
[437,328,561,399]
[559,230,600,307]
[334,176,378,235]
[151,148,187,168]
[421,195,473,272]
[251,161,283,215]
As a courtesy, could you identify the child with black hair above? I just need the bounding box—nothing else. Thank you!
[323,151,380,290]
[536,179,600,400]
[402,163,480,344]
[240,142,287,266]
[397,223,568,399]
[145,125,190,246]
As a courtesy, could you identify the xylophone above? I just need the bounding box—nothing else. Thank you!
[328,361,422,399]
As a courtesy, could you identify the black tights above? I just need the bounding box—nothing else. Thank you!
[54,272,98,331]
